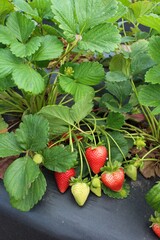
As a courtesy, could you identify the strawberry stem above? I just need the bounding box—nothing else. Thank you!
[140,145,160,161]
[79,141,92,178]
[69,125,74,152]
[77,140,83,179]
[106,132,127,162]
[82,120,97,146]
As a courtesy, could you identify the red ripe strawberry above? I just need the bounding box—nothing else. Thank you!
[152,223,160,237]
[54,168,76,193]
[101,168,125,192]
[85,146,108,174]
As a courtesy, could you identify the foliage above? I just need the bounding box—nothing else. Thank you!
[0,0,159,218]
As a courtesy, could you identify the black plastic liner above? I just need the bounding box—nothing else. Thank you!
[0,171,158,240]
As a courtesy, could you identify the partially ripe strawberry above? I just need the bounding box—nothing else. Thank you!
[71,182,90,206]
[54,168,76,193]
[152,223,160,237]
[101,168,125,192]
[85,146,108,174]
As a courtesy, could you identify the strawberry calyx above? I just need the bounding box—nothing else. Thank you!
[101,161,122,173]
[70,176,90,186]
[150,211,160,226]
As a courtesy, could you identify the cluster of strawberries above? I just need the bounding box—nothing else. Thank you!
[54,145,125,206]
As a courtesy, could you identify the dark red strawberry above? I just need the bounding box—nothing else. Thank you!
[54,168,76,193]
[101,167,125,192]
[85,146,108,174]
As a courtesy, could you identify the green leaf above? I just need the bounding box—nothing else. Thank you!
[10,36,42,58]
[59,76,95,102]
[43,146,77,172]
[109,54,131,76]
[145,65,160,84]
[0,115,8,133]
[138,84,160,114]
[149,36,160,64]
[130,1,153,19]
[106,112,125,129]
[73,0,118,32]
[102,182,130,199]
[0,49,22,78]
[100,93,132,113]
[30,0,53,19]
[0,132,22,157]
[73,62,105,85]
[51,0,118,40]
[118,0,131,7]
[108,1,128,23]
[32,35,63,61]
[107,81,132,99]
[15,114,49,151]
[51,0,76,40]
[12,64,45,94]
[146,181,160,212]
[0,75,15,92]
[71,96,93,123]
[78,23,121,53]
[152,106,160,115]
[106,71,128,82]
[104,131,129,162]
[0,0,13,23]
[13,0,39,18]
[0,26,15,45]
[130,40,155,75]
[4,156,40,200]
[6,11,36,42]
[38,105,74,134]
[42,24,64,37]
[138,14,160,33]
[10,172,47,212]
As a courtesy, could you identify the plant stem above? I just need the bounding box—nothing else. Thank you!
[130,79,158,139]
[77,141,83,179]
[79,141,92,178]
[141,145,160,161]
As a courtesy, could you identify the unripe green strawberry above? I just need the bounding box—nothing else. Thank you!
[90,176,101,197]
[91,177,101,188]
[90,185,101,197]
[134,137,146,150]
[33,153,43,164]
[125,164,137,181]
[71,182,90,206]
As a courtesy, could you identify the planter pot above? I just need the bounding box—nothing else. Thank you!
[0,170,157,240]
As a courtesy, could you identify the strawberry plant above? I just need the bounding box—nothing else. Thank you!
[0,4,159,240]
